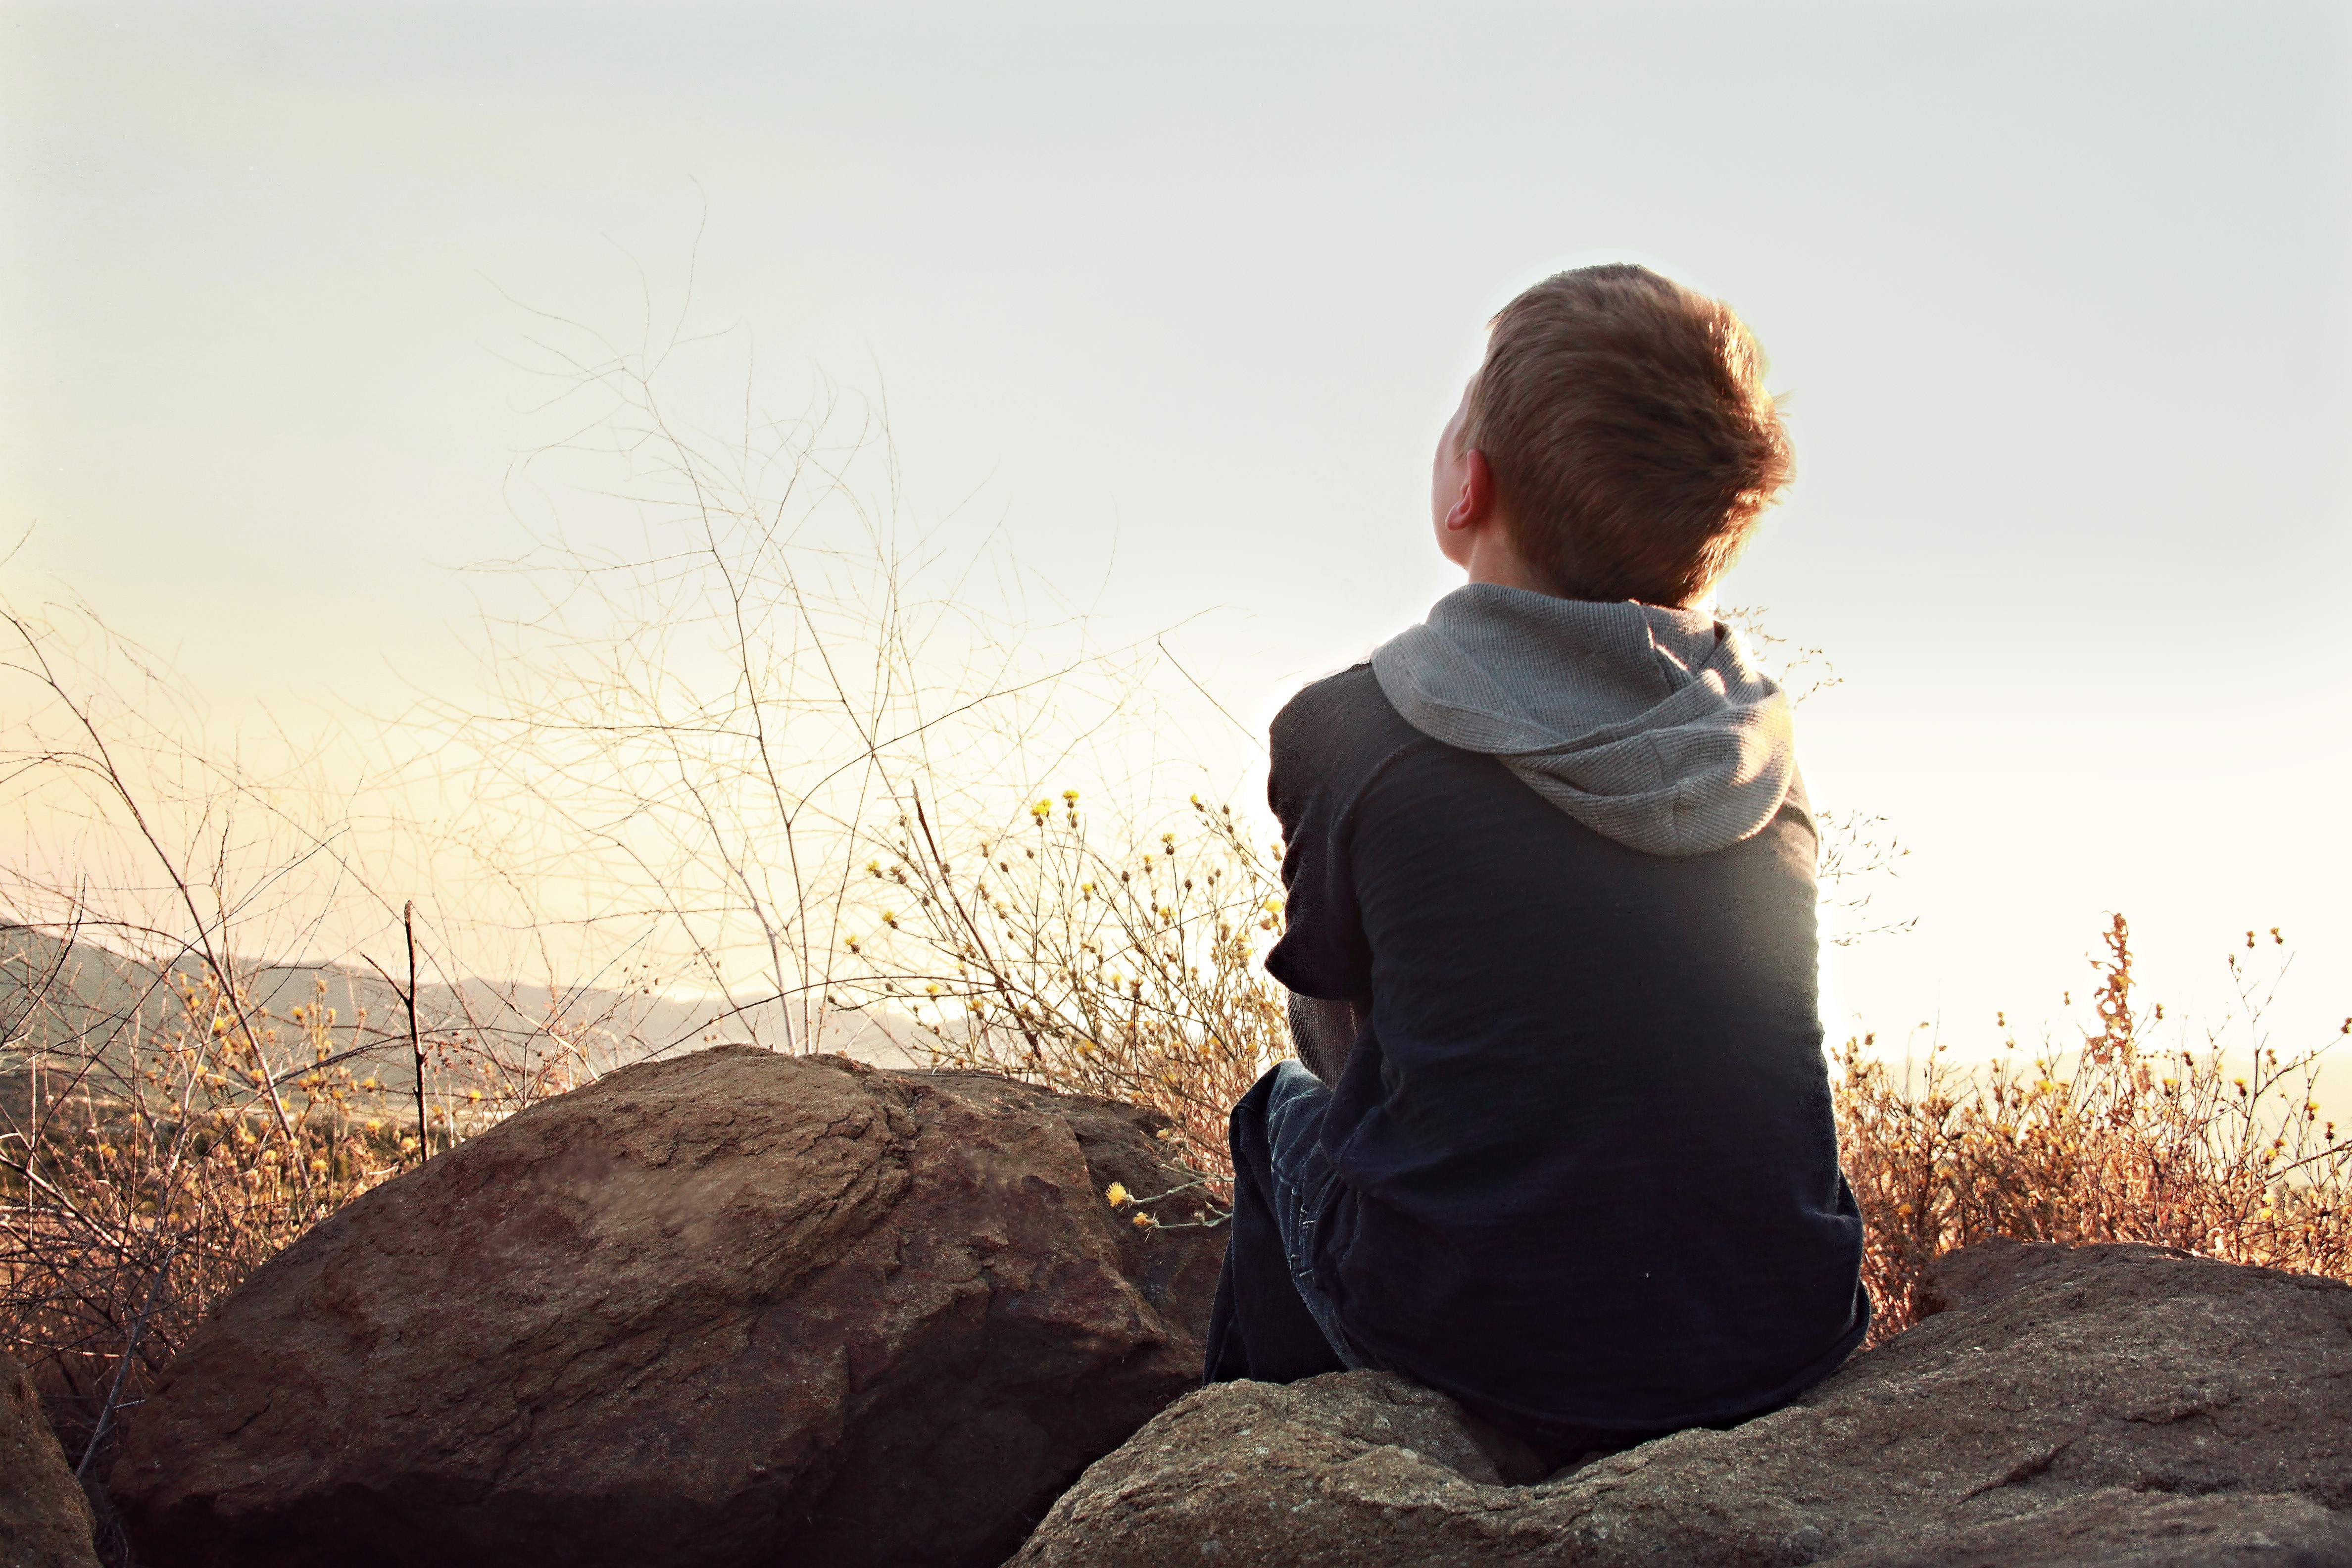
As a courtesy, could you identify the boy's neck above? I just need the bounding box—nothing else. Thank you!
[1456,518,1558,597]
[1461,547,1711,612]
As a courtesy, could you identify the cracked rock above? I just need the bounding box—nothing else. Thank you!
[107,1047,1225,1568]
[2,1348,100,1568]
[1011,1240,2352,1567]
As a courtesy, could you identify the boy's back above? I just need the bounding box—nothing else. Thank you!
[1262,654,1866,1434]
[1203,262,1868,1453]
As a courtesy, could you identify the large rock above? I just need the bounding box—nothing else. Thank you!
[1,1349,99,1568]
[1825,1490,2352,1567]
[109,1047,1225,1568]
[1012,1240,2352,1567]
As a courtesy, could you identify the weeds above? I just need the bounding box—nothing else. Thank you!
[2,970,401,1467]
[841,789,1285,1196]
[1836,915,2347,1340]
[0,956,596,1507]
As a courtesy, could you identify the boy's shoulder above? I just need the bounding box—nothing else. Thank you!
[1274,659,1818,855]
[1270,663,1428,784]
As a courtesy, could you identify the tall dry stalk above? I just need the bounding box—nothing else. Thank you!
[1,971,406,1454]
[840,789,1285,1196]
[0,600,613,1550]
[1,344,1251,1483]
[1837,914,2347,1339]
[421,340,1237,1066]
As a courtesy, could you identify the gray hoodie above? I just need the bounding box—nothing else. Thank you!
[1370,583,1795,858]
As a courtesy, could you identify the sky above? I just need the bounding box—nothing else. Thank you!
[4,1,2349,1054]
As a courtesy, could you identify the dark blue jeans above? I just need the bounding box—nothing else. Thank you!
[1203,1062,1368,1384]
[1203,1062,1670,1475]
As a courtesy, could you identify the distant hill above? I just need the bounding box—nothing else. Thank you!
[0,925,929,1115]
[11,923,2336,1127]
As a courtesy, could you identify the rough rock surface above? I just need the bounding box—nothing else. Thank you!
[109,1047,1225,1568]
[1013,1240,2352,1567]
[0,1349,100,1568]
[1826,1490,2352,1567]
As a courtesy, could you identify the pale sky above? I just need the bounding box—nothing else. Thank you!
[5,1,2349,1052]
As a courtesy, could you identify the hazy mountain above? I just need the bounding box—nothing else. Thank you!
[0,925,929,1113]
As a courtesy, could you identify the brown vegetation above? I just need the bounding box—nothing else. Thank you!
[837,791,1284,1198]
[1836,915,2347,1341]
[0,957,597,1507]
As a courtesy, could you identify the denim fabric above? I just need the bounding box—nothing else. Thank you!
[1259,1061,1371,1369]
[1202,1063,1361,1384]
[1205,1058,1797,1472]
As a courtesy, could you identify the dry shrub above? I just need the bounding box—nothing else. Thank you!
[0,591,618,1530]
[1837,914,2348,1341]
[2,971,403,1476]
[2,367,1268,1537]
[840,790,1286,1210]
[0,956,596,1504]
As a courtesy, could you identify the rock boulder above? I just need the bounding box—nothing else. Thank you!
[1012,1240,2352,1567]
[1,1348,100,1568]
[109,1047,1226,1568]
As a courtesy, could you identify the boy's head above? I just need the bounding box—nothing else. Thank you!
[1433,264,1791,607]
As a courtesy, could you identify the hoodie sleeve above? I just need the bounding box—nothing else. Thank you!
[1264,731,1373,1005]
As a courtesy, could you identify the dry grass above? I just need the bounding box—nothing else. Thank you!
[840,790,1287,1206]
[3,972,397,1473]
[1836,914,2348,1341]
[0,362,1264,1552]
[21,899,2341,1458]
[0,962,590,1504]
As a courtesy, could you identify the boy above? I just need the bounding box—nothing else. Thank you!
[1203,264,1869,1470]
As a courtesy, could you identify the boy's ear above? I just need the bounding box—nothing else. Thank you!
[1445,449,1496,532]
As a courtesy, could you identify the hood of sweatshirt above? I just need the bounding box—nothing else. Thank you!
[1370,583,1795,857]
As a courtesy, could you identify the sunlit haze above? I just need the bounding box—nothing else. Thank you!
[5,2,2349,1054]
